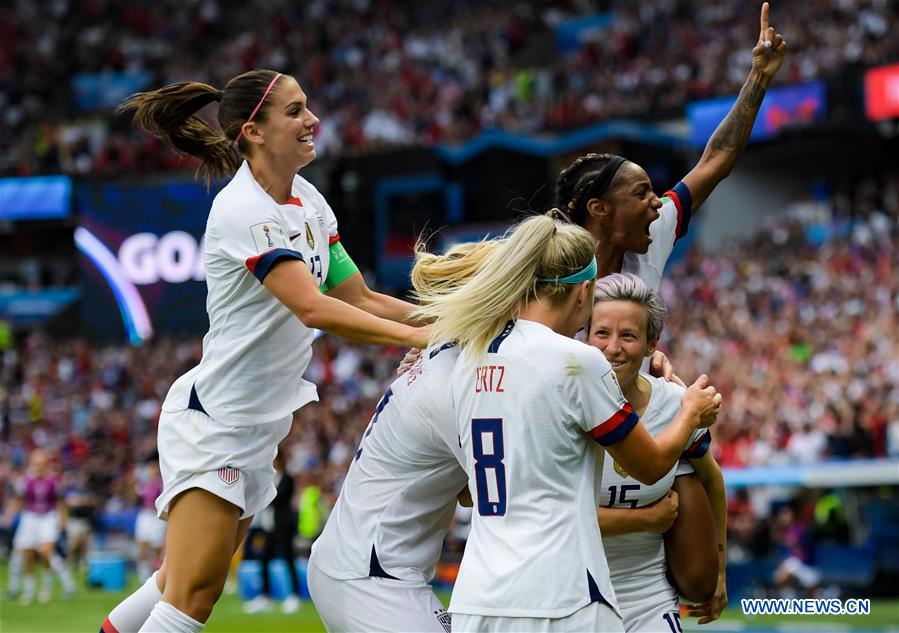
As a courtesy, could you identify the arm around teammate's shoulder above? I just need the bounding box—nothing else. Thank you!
[605,375,721,485]
[264,259,429,348]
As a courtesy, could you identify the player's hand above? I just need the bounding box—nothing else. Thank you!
[649,351,686,388]
[752,3,788,80]
[647,491,679,533]
[699,392,724,427]
[686,572,729,624]
[681,375,721,429]
[396,347,422,377]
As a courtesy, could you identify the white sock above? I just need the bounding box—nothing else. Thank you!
[7,550,23,593]
[48,554,75,592]
[40,567,53,595]
[104,571,163,633]
[138,601,203,633]
[22,574,35,600]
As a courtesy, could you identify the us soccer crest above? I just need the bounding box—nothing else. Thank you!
[305,221,316,249]
[613,460,629,477]
[434,610,452,633]
[218,467,240,486]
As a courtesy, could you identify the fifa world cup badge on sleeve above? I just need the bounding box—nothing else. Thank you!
[601,369,628,407]
[250,222,288,253]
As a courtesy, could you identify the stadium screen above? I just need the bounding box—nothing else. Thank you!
[688,81,827,147]
[864,62,899,121]
[75,180,215,344]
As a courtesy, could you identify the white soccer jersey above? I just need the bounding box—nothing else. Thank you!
[310,342,467,584]
[622,180,696,473]
[622,181,692,293]
[449,319,639,619]
[161,161,339,425]
[599,374,710,629]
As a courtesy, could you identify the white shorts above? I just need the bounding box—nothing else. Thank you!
[778,556,822,589]
[620,594,681,632]
[615,571,681,632]
[307,557,452,633]
[135,509,167,548]
[155,407,292,520]
[13,512,59,551]
[66,517,92,541]
[453,602,623,633]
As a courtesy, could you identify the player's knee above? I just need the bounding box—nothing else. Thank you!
[164,579,225,622]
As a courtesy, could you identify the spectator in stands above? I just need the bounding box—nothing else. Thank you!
[4,0,898,176]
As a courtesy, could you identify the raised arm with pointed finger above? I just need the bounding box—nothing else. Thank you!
[682,2,789,210]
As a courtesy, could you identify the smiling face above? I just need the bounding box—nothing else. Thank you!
[596,162,662,254]
[243,76,319,170]
[587,299,656,385]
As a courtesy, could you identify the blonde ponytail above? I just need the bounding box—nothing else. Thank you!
[414,215,596,359]
[410,238,503,299]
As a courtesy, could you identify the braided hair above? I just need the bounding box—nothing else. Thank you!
[554,153,628,226]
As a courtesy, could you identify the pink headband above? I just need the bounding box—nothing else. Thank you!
[234,72,282,144]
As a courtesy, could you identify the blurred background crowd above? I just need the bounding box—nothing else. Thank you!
[2,168,897,597]
[2,0,898,614]
[3,0,898,176]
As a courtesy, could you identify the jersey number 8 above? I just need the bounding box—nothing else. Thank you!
[471,418,506,516]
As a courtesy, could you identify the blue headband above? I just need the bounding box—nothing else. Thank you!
[537,256,597,284]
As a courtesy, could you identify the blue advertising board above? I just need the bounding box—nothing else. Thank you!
[0,176,72,221]
[687,81,827,147]
[71,71,152,111]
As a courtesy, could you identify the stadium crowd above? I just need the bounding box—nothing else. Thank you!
[1,170,897,603]
[3,0,898,177]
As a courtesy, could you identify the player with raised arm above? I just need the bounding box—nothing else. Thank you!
[588,274,728,631]
[415,215,721,632]
[309,239,500,633]
[554,2,787,602]
[99,69,429,633]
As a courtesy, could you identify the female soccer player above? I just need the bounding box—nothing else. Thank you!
[589,274,727,631]
[4,450,75,605]
[554,2,787,604]
[309,239,498,633]
[134,458,165,582]
[100,69,429,633]
[416,215,721,632]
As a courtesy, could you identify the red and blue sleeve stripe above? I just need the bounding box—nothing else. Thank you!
[589,403,639,447]
[663,181,693,240]
[245,248,304,283]
[682,430,711,459]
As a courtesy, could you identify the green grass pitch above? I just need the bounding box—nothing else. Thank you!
[2,565,896,632]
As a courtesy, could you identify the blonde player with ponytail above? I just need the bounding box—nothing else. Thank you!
[416,215,722,633]
[309,239,501,632]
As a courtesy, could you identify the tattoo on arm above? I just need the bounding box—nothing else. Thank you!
[709,80,766,153]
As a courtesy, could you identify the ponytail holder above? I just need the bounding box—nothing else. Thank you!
[215,90,224,101]
[547,207,574,224]
[538,256,597,284]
